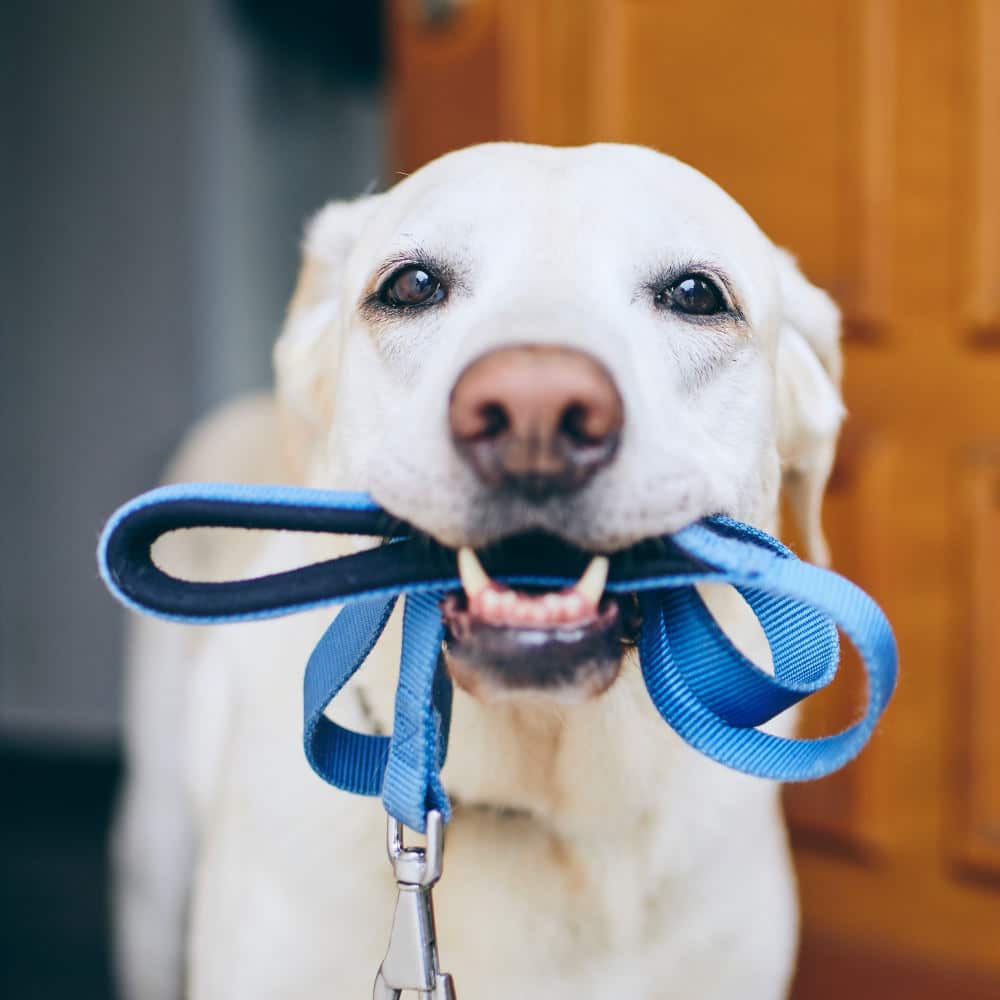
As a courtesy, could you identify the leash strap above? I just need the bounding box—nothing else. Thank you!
[640,519,895,781]
[301,594,453,822]
[99,483,897,833]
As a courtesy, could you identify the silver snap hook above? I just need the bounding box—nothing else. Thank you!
[373,810,457,999]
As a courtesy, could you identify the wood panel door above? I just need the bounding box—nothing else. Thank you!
[386,1,1000,995]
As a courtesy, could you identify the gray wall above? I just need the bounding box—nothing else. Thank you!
[0,0,383,746]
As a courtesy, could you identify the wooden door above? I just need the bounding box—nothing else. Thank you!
[386,2,1000,995]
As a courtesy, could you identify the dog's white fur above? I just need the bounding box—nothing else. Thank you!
[113,143,843,1000]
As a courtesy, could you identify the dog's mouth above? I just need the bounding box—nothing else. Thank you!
[439,535,641,702]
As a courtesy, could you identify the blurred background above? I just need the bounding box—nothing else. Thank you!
[2,1,999,998]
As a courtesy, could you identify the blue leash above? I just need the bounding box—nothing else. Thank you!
[99,482,897,833]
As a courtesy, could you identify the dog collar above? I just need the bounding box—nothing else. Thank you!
[99,482,897,834]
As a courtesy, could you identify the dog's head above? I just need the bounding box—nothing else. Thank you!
[276,143,843,703]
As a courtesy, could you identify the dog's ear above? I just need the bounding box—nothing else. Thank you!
[774,249,845,566]
[274,195,382,476]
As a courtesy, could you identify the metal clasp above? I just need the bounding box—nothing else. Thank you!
[373,810,457,1000]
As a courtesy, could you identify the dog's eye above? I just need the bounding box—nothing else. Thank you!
[379,266,446,308]
[655,274,727,317]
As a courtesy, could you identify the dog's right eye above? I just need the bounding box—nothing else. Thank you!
[378,266,446,308]
[654,274,728,317]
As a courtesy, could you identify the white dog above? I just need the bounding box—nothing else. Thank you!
[113,142,844,1000]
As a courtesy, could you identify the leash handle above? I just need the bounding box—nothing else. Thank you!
[98,483,393,622]
[98,483,708,624]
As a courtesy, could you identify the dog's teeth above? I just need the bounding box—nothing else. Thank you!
[481,589,502,618]
[574,556,609,607]
[562,592,586,620]
[458,546,491,599]
[542,593,563,613]
[456,549,607,628]
[527,603,549,625]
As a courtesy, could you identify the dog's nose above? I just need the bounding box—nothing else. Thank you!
[449,345,623,499]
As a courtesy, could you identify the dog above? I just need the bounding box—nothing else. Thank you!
[112,142,844,1000]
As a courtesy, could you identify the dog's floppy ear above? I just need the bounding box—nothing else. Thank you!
[774,249,845,566]
[274,195,382,476]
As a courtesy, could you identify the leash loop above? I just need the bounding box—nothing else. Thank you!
[97,483,898,833]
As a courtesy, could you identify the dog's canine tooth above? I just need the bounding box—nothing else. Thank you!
[458,546,491,599]
[574,556,609,607]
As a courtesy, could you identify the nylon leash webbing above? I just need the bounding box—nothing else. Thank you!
[99,482,897,833]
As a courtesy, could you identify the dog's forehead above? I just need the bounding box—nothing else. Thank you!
[372,143,772,283]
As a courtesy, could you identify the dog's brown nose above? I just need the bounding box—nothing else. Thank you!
[449,345,623,499]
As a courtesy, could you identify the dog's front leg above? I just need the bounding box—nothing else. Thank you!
[184,611,397,1000]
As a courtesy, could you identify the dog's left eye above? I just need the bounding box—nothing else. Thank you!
[378,266,446,308]
[655,274,727,317]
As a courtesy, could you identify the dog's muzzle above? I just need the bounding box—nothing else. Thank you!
[444,345,631,697]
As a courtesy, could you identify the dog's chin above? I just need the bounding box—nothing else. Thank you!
[441,595,628,704]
